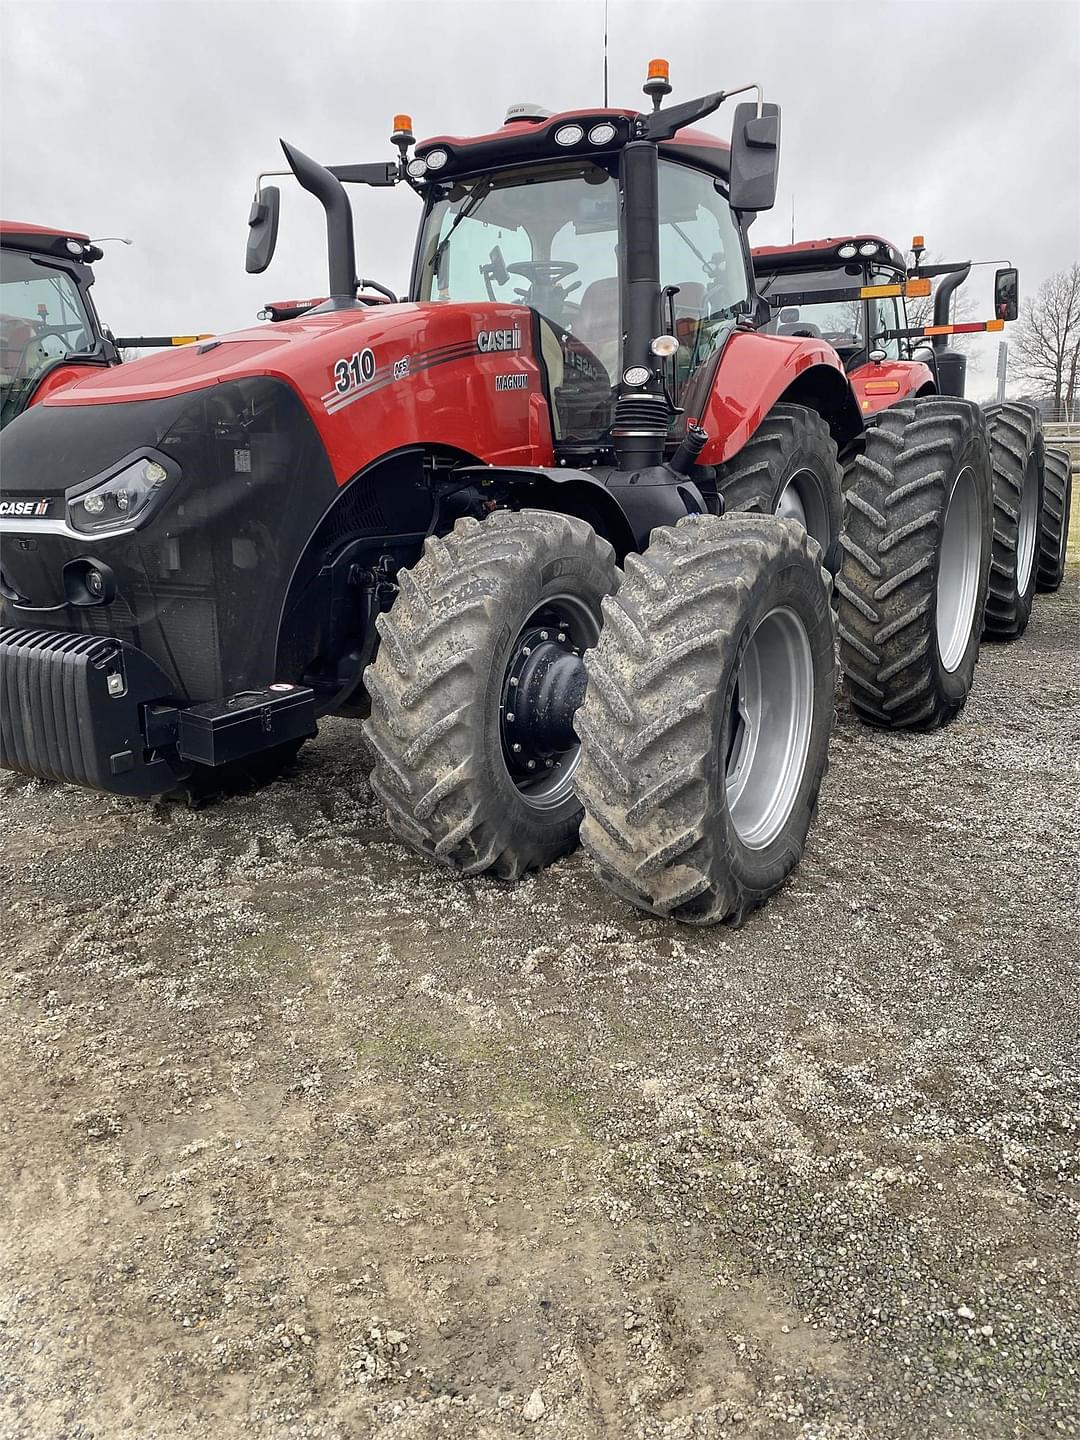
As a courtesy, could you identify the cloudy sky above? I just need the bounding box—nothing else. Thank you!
[2,0,1077,399]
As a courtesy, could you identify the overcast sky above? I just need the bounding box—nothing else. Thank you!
[2,0,1078,399]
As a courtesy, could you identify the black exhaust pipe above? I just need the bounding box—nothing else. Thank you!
[931,262,971,350]
[281,139,358,303]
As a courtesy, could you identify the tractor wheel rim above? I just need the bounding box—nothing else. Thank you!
[500,592,601,813]
[1016,454,1040,594]
[775,467,828,554]
[936,465,981,673]
[725,605,814,850]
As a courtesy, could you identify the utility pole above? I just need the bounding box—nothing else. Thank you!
[996,340,1008,402]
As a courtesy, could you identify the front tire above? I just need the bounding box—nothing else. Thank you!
[837,397,993,730]
[576,514,835,926]
[363,509,617,879]
[715,403,844,572]
[982,401,1044,639]
[1036,446,1073,593]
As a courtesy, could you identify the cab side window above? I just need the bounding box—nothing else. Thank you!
[868,269,901,359]
[657,160,750,385]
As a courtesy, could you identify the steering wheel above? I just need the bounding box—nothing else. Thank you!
[506,261,579,287]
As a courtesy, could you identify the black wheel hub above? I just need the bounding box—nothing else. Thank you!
[501,622,587,780]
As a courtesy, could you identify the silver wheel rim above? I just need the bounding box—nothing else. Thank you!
[725,605,815,850]
[501,592,600,813]
[1016,455,1040,594]
[775,466,829,553]
[936,465,981,673]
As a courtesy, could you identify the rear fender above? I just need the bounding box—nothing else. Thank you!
[690,330,864,464]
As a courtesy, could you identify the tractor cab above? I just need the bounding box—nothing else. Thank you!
[0,223,114,428]
[752,234,1020,413]
[406,106,754,453]
[752,235,911,370]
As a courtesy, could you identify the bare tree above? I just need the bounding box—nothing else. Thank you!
[1011,263,1080,421]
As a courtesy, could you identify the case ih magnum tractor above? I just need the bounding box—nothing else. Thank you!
[0,220,209,430]
[751,234,1067,654]
[0,65,1022,923]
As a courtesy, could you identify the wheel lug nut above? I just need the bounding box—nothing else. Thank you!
[545,758,554,768]
[509,676,518,687]
[557,632,566,643]
[539,630,549,640]
[522,646,531,656]
[506,712,515,723]
[512,743,522,753]
[527,760,536,769]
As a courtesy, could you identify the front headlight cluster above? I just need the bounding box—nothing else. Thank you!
[66,454,172,533]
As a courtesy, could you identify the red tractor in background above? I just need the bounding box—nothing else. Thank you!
[0,63,1031,925]
[750,232,1071,672]
[0,220,209,430]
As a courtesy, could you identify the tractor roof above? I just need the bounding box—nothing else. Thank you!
[415,107,731,183]
[752,235,906,272]
[0,220,100,263]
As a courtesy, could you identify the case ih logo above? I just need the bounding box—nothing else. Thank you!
[476,327,521,354]
[0,499,50,518]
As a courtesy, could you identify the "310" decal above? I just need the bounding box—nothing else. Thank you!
[333,348,376,394]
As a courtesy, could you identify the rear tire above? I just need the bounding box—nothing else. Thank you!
[363,509,617,879]
[982,401,1044,639]
[1036,446,1072,593]
[837,397,993,730]
[714,403,844,572]
[576,513,835,926]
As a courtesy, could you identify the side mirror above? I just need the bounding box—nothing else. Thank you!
[994,266,1019,322]
[246,186,280,275]
[729,102,781,214]
[488,244,509,287]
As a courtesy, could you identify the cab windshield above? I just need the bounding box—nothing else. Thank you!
[415,160,622,380]
[757,266,865,353]
[0,249,97,420]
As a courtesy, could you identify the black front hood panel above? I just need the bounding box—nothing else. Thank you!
[0,377,339,702]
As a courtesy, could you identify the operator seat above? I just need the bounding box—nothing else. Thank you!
[778,320,823,338]
[571,277,619,382]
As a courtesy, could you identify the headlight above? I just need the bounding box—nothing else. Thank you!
[858,241,880,256]
[837,243,858,259]
[588,122,617,146]
[554,124,584,146]
[66,453,174,533]
[424,148,448,171]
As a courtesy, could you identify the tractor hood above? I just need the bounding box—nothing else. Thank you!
[39,302,428,406]
[18,298,545,486]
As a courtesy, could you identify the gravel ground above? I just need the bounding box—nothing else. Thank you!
[1,567,1077,1440]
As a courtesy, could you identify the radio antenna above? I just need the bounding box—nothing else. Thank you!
[603,0,609,106]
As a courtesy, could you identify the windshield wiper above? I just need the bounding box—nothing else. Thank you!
[428,178,495,273]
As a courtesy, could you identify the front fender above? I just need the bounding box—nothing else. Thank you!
[849,359,936,416]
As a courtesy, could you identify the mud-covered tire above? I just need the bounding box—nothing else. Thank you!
[982,401,1044,639]
[363,508,617,879]
[837,397,993,730]
[575,513,834,926]
[715,403,844,572]
[1037,446,1073,593]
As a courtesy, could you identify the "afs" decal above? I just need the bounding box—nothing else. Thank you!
[333,348,377,395]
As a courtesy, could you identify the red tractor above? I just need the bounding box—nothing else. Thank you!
[751,233,1067,662]
[0,65,1018,924]
[0,220,209,429]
